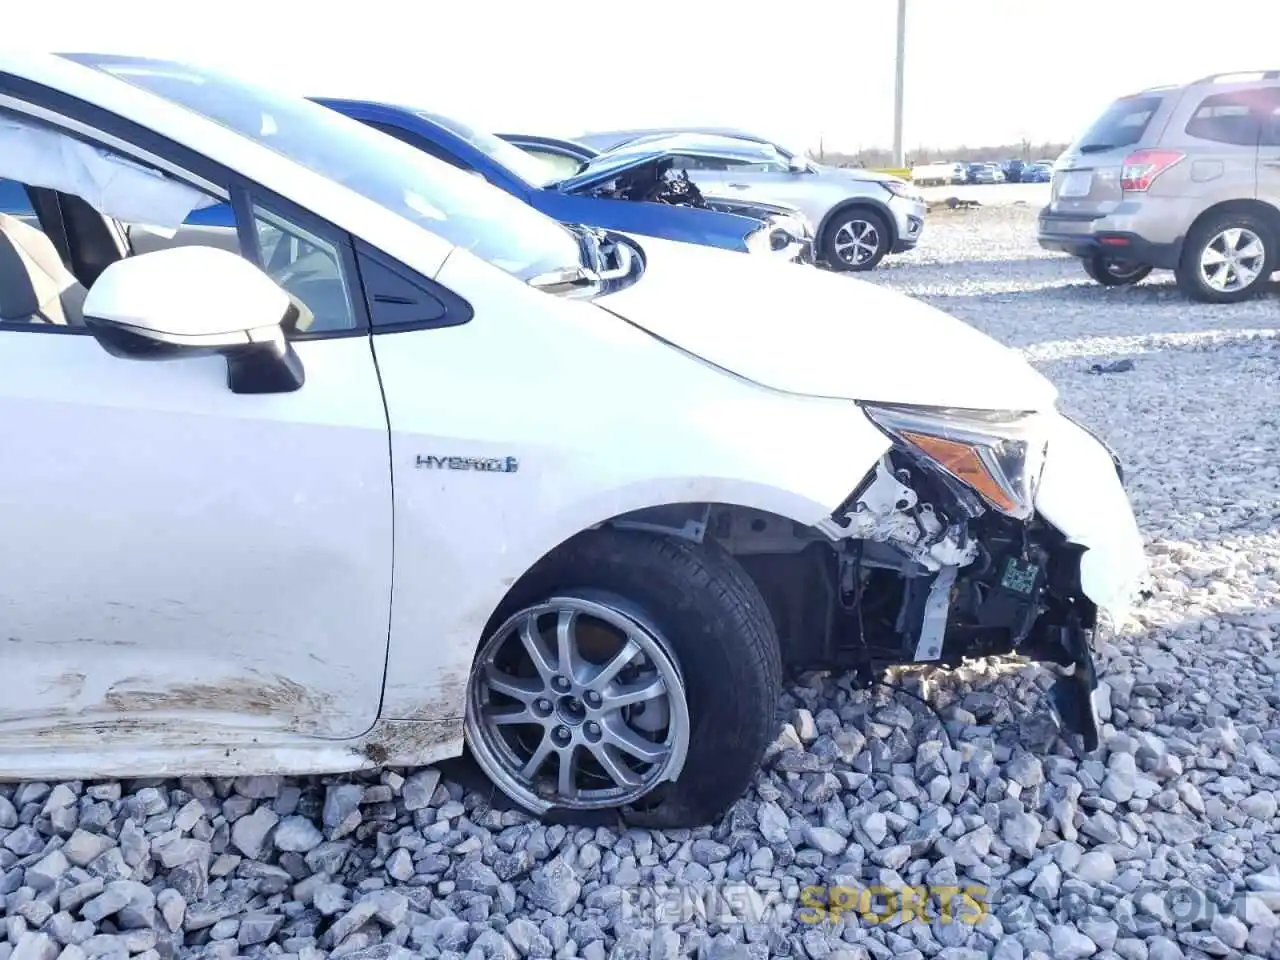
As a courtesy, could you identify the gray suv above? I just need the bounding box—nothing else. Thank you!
[1039,71,1280,302]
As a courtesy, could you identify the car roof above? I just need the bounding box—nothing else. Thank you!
[557,133,788,193]
[604,133,787,163]
[498,133,597,154]
[575,126,789,156]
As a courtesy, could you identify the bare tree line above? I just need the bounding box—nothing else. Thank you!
[809,140,1072,168]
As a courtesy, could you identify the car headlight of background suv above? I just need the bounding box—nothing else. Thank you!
[861,403,1049,519]
[881,179,924,203]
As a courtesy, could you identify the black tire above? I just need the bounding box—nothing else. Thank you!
[481,528,781,827]
[1175,210,1276,303]
[821,207,891,272]
[1081,255,1152,287]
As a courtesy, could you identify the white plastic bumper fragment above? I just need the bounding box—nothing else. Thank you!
[1034,414,1148,622]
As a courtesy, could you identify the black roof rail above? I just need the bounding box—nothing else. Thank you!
[1191,70,1280,84]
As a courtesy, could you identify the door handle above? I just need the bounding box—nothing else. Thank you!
[727,183,749,189]
[1264,158,1280,168]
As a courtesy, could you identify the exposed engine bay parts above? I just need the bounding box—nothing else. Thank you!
[584,159,812,259]
[709,406,1142,755]
[588,158,708,208]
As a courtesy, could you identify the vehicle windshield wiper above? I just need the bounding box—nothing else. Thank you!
[1078,143,1115,154]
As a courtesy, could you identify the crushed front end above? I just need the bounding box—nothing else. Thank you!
[721,404,1146,752]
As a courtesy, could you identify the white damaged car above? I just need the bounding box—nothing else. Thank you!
[0,52,1147,827]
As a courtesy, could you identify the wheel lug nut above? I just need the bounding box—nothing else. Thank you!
[553,726,571,744]
[584,691,601,708]
[535,699,552,714]
[585,721,601,741]
[552,676,570,692]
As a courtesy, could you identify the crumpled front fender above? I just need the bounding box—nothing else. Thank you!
[1035,414,1148,622]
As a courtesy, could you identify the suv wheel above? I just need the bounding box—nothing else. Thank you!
[465,529,781,827]
[1177,211,1276,303]
[822,209,891,271]
[1081,255,1152,287]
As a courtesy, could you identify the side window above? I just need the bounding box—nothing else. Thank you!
[0,111,361,336]
[731,159,791,173]
[522,148,583,181]
[252,204,355,334]
[128,201,358,334]
[1184,93,1262,146]
[1262,91,1280,147]
[674,156,789,174]
[668,154,723,171]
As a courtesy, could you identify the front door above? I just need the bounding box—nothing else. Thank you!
[0,118,393,759]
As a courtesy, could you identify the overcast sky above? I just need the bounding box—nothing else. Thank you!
[16,0,1279,152]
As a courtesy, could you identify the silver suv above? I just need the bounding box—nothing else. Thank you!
[1039,71,1280,302]
[505,129,927,271]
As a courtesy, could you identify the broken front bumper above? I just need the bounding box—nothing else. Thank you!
[812,410,1146,749]
[1035,414,1147,624]
[1033,414,1148,748]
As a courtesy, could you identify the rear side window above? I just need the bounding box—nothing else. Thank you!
[1076,95,1164,150]
[1261,91,1280,147]
[1185,92,1262,146]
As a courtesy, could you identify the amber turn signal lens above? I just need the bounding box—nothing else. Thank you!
[900,431,1020,515]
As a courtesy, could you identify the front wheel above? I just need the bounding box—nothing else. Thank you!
[1081,254,1152,286]
[1175,211,1275,303]
[464,529,781,827]
[822,208,891,271]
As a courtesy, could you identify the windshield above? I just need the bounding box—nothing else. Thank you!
[1075,95,1164,151]
[62,54,583,283]
[420,112,560,187]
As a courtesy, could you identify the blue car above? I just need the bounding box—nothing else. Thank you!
[311,100,811,262]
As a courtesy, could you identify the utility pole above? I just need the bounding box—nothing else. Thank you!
[892,0,907,167]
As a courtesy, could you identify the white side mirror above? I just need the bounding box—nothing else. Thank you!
[83,245,305,394]
[788,156,811,174]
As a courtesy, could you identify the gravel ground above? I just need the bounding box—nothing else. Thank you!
[4,207,1280,960]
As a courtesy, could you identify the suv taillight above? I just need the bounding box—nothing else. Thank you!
[1120,149,1185,192]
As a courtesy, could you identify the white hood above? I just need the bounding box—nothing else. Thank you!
[597,237,1058,412]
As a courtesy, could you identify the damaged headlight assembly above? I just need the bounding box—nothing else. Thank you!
[860,403,1049,520]
[824,404,1107,751]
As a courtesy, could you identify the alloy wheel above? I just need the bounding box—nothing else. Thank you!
[1199,227,1266,293]
[465,594,690,813]
[832,219,882,267]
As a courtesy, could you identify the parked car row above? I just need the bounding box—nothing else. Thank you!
[966,162,1006,184]
[910,158,1055,186]
[0,52,1147,826]
[910,161,968,187]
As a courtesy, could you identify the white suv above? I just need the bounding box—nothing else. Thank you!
[0,52,1146,826]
